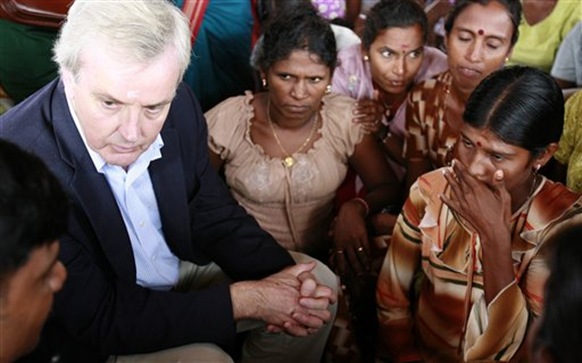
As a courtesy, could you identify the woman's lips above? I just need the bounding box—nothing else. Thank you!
[457,66,483,79]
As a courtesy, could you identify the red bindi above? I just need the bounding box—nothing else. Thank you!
[476,141,482,147]
[478,29,484,36]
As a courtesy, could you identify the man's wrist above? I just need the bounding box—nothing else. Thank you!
[230,281,259,320]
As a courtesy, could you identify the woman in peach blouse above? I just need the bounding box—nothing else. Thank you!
[205,5,399,274]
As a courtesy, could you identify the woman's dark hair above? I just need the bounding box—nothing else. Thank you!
[533,210,582,363]
[464,66,564,156]
[0,140,69,278]
[362,0,429,50]
[257,0,313,27]
[444,0,522,46]
[256,2,337,72]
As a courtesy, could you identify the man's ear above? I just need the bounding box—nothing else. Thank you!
[535,143,559,169]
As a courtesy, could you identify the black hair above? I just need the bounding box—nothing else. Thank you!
[256,2,337,72]
[534,211,582,363]
[444,0,522,46]
[463,66,564,157]
[257,0,314,27]
[0,140,69,277]
[362,0,429,50]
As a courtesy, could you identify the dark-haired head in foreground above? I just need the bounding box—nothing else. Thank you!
[530,209,582,363]
[0,139,68,363]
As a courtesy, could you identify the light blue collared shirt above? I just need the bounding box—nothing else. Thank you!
[67,98,180,291]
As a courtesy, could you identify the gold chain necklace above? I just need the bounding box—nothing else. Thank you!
[266,98,318,168]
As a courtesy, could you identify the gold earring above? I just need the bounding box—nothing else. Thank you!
[505,57,510,63]
[534,164,541,173]
[262,78,267,88]
[326,84,332,94]
[363,55,369,61]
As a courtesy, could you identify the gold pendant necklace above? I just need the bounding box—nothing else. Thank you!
[266,98,318,168]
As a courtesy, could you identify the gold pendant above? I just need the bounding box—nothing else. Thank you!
[283,156,294,168]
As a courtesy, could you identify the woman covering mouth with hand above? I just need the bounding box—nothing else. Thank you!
[403,0,521,195]
[377,66,582,363]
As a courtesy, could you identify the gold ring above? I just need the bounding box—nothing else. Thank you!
[357,247,364,252]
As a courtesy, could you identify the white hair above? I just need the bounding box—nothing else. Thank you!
[53,0,191,80]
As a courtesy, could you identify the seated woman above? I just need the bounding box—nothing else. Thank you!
[508,0,581,73]
[376,66,582,362]
[332,0,448,224]
[205,5,398,269]
[404,0,522,193]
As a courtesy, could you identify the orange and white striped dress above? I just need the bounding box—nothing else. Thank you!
[376,169,582,362]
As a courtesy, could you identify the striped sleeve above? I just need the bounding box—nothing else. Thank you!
[376,181,425,361]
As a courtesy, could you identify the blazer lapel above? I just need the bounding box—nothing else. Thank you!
[149,128,191,259]
[51,80,137,280]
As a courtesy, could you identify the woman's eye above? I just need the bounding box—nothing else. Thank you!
[310,77,323,83]
[490,153,504,162]
[409,50,423,59]
[462,138,473,148]
[486,42,501,50]
[380,50,394,58]
[279,74,292,80]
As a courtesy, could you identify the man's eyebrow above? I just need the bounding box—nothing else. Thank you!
[94,92,123,103]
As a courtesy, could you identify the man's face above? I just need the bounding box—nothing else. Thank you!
[62,44,181,168]
[0,241,67,359]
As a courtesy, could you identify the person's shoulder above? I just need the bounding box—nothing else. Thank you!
[418,168,447,192]
[322,93,360,138]
[331,24,361,50]
[324,92,356,106]
[555,0,582,14]
[534,178,582,215]
[205,92,254,121]
[337,43,362,60]
[322,93,356,118]
[335,43,365,74]
[423,47,448,69]
[423,46,447,62]
[0,79,60,141]
[208,92,252,111]
[416,47,449,84]
[205,92,255,144]
[566,89,582,109]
